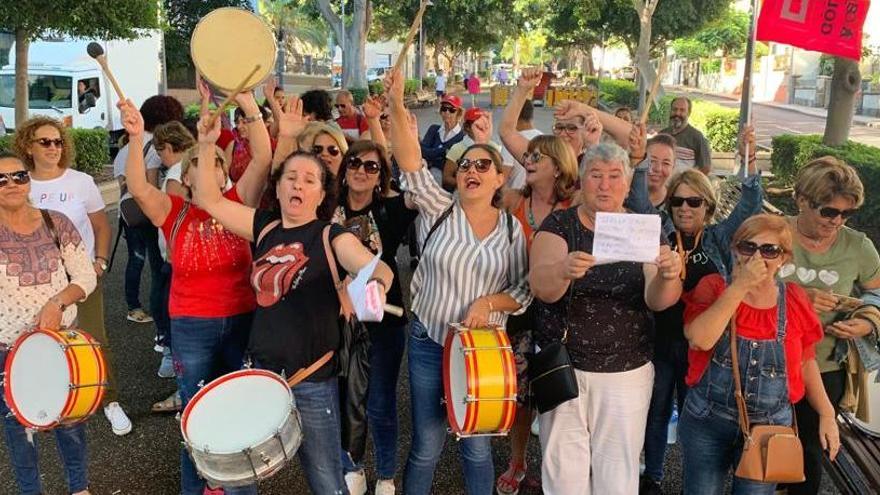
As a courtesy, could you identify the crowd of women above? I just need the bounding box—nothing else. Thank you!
[1,63,877,495]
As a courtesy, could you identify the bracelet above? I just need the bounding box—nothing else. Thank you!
[49,296,66,311]
[242,114,263,124]
[487,298,495,312]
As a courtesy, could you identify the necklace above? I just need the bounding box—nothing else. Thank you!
[675,228,703,281]
[527,196,559,230]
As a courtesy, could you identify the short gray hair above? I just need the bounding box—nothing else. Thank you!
[579,142,632,179]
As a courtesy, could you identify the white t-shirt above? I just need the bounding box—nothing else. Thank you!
[158,162,183,260]
[435,75,447,92]
[29,169,105,260]
[113,131,162,178]
[503,128,544,190]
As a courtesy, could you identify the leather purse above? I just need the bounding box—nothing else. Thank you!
[730,319,805,483]
[528,333,578,414]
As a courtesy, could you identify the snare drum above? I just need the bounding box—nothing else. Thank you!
[181,369,302,487]
[443,325,517,437]
[3,328,106,430]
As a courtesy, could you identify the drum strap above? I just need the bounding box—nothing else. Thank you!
[286,350,334,387]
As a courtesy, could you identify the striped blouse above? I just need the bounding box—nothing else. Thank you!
[404,167,532,344]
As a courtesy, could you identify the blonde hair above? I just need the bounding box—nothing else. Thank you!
[153,121,195,153]
[793,156,864,208]
[297,122,349,155]
[13,116,74,170]
[731,214,793,260]
[523,135,578,203]
[179,145,229,199]
[665,169,718,219]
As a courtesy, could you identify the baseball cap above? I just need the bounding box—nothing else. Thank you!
[464,107,484,123]
[441,95,463,109]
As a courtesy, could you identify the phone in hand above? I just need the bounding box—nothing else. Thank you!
[832,294,862,313]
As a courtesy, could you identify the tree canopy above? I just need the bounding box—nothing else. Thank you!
[0,0,158,40]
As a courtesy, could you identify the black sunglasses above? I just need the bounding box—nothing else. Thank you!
[0,171,30,188]
[440,105,457,113]
[379,114,389,121]
[735,241,784,260]
[812,202,857,220]
[552,123,582,134]
[312,145,340,157]
[335,104,348,109]
[346,157,381,175]
[33,138,64,148]
[669,196,705,208]
[457,158,494,173]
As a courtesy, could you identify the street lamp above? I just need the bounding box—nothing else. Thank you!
[417,0,434,89]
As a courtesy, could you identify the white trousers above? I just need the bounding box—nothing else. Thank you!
[538,362,655,495]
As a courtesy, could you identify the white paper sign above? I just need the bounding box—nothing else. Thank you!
[592,212,661,264]
[347,253,384,322]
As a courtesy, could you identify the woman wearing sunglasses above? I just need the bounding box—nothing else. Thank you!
[777,157,880,495]
[680,214,839,494]
[420,95,465,177]
[0,151,97,495]
[332,140,417,495]
[297,122,348,176]
[11,117,130,435]
[384,67,532,495]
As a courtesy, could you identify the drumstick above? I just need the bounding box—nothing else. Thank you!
[392,0,430,73]
[640,55,668,125]
[384,304,404,317]
[87,43,126,101]
[206,64,262,127]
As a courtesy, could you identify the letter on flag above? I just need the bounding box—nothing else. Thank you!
[756,0,871,60]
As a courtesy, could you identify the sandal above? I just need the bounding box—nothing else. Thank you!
[496,461,527,495]
[151,390,182,413]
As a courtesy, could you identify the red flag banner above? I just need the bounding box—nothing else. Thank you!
[756,0,871,60]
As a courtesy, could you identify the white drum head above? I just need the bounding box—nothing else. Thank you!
[183,371,292,453]
[448,333,468,428]
[7,332,70,427]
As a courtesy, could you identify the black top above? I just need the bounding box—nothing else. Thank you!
[533,207,664,373]
[248,211,348,380]
[336,194,417,329]
[653,231,718,357]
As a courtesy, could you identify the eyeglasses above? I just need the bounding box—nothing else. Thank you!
[522,151,548,164]
[457,158,495,173]
[0,171,30,188]
[669,196,705,208]
[335,104,348,109]
[735,240,784,260]
[440,105,457,114]
[811,202,857,220]
[346,157,381,175]
[32,138,64,148]
[312,145,340,157]
[552,123,582,134]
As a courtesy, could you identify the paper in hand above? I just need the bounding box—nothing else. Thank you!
[592,212,661,264]
[347,254,384,322]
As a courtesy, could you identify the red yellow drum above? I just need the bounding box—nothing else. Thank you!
[4,328,107,430]
[442,325,517,437]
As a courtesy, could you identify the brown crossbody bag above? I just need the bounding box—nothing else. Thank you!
[730,317,805,483]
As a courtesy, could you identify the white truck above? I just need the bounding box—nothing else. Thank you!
[0,32,163,135]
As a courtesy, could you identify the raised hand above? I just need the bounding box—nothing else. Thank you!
[263,77,279,103]
[197,111,222,145]
[233,90,259,114]
[517,67,543,90]
[738,124,758,174]
[277,95,307,139]
[731,254,768,292]
[628,122,648,162]
[655,245,682,281]
[363,94,384,119]
[471,113,493,145]
[117,99,144,137]
[385,68,405,105]
[584,111,603,146]
[554,99,592,122]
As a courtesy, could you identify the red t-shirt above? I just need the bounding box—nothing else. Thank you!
[161,187,256,318]
[336,114,369,140]
[217,128,235,151]
[682,274,823,403]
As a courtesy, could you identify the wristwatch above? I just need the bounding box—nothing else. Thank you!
[95,257,108,271]
[50,296,67,311]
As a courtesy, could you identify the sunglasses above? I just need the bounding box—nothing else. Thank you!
[522,151,548,164]
[312,145,340,157]
[812,202,857,220]
[0,171,30,188]
[335,104,348,109]
[33,138,64,148]
[346,157,381,175]
[552,123,582,134]
[457,158,495,173]
[735,241,784,260]
[379,114,389,121]
[440,105,457,113]
[669,196,705,208]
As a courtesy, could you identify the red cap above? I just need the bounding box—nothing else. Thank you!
[464,107,484,123]
[441,95,462,109]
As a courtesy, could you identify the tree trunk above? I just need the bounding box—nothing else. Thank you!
[636,13,652,112]
[432,42,442,72]
[823,56,860,146]
[14,30,30,129]
[315,0,369,89]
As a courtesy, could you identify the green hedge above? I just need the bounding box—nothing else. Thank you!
[599,79,639,110]
[0,128,109,177]
[771,134,880,233]
[349,88,368,106]
[368,80,384,96]
[404,79,421,96]
[422,76,436,90]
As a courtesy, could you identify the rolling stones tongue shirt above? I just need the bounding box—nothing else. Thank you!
[161,189,255,318]
[247,211,348,380]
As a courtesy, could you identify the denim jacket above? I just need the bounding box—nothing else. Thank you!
[832,287,880,381]
[626,160,764,279]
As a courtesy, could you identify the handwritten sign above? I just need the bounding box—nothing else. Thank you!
[592,212,660,264]
[347,254,385,322]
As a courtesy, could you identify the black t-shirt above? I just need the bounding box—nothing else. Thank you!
[653,231,718,354]
[248,210,348,380]
[334,194,417,329]
[533,207,665,373]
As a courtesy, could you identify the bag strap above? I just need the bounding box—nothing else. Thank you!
[40,209,61,251]
[322,224,355,319]
[256,219,282,246]
[421,204,455,254]
[285,350,335,387]
[730,319,752,438]
[167,202,191,259]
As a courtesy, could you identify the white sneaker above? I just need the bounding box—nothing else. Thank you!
[103,402,132,436]
[345,470,367,495]
[375,479,395,495]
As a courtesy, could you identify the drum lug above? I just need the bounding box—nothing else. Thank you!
[259,451,272,466]
[197,380,205,389]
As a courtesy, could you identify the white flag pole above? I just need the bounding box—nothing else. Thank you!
[738,0,759,178]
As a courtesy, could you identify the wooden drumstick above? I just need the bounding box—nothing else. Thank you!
[87,43,126,101]
[206,64,262,127]
[384,304,404,317]
[640,55,668,125]
[392,0,430,73]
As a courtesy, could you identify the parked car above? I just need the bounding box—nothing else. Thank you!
[617,66,636,81]
[366,67,389,83]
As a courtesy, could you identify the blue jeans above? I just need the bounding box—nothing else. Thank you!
[154,262,172,349]
[643,338,689,482]
[342,324,406,480]
[121,220,163,312]
[0,351,89,494]
[172,313,253,495]
[403,319,494,495]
